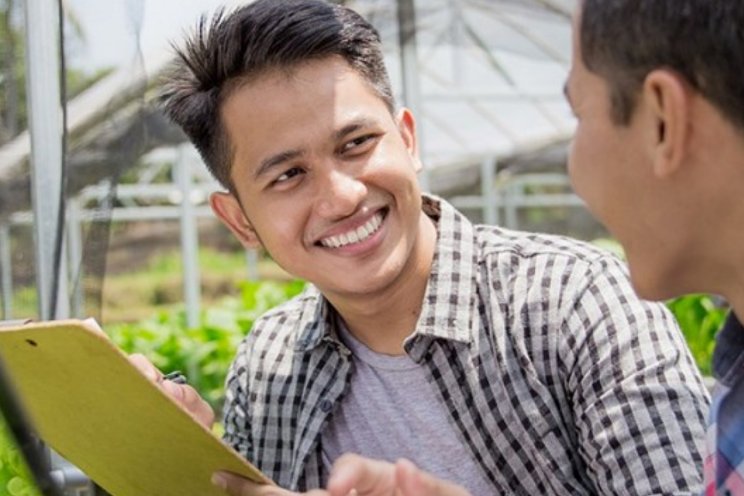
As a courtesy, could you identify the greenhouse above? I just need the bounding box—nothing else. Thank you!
[0,0,730,495]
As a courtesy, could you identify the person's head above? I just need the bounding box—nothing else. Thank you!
[160,0,433,301]
[160,0,395,192]
[565,0,744,301]
[578,0,744,129]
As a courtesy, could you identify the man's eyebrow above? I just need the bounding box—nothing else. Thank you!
[334,118,378,141]
[252,119,380,179]
[254,149,303,180]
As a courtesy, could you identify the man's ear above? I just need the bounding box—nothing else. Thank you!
[396,108,423,173]
[209,192,262,249]
[641,69,692,178]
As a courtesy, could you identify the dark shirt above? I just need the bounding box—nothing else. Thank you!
[704,311,744,493]
[713,312,744,383]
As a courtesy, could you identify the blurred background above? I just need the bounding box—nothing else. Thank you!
[1,0,594,329]
[0,1,724,494]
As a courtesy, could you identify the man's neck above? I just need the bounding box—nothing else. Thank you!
[327,213,437,355]
[707,193,744,328]
[696,133,744,325]
[676,246,744,331]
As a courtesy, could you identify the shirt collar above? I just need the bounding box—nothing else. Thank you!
[404,195,480,361]
[293,286,341,352]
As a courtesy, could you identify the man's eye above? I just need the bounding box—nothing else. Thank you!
[341,135,376,154]
[274,167,304,184]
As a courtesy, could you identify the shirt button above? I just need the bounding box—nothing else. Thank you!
[319,399,333,413]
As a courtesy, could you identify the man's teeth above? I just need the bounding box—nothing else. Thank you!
[320,212,383,248]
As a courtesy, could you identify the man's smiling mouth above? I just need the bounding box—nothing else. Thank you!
[318,210,386,248]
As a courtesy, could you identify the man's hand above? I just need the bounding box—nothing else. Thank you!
[210,455,471,496]
[128,353,215,428]
[327,454,471,496]
[211,472,329,496]
[393,459,471,496]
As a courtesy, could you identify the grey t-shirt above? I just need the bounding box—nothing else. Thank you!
[320,323,493,495]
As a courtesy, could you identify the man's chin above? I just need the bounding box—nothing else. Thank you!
[627,267,682,303]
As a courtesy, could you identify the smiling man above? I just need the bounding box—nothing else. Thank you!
[210,57,435,356]
[157,0,709,494]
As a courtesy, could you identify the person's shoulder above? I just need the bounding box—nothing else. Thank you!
[242,285,322,347]
[258,286,319,321]
[226,287,325,393]
[472,226,633,300]
[475,224,617,266]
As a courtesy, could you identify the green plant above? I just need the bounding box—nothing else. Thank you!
[0,425,41,496]
[105,279,305,413]
[666,294,728,377]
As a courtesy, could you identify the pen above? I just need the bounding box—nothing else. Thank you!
[163,371,188,385]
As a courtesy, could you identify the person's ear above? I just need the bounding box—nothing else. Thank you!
[642,69,692,178]
[209,192,262,249]
[396,108,423,173]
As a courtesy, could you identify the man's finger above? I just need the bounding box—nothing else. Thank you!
[212,471,281,496]
[128,353,162,383]
[326,453,395,496]
[212,471,328,496]
[161,380,215,427]
[395,459,470,496]
[179,383,216,426]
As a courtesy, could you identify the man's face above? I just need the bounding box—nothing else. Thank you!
[212,57,429,300]
[565,9,674,298]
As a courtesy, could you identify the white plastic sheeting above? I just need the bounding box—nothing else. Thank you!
[352,0,575,170]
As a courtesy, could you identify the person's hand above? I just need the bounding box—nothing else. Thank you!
[212,454,470,496]
[211,455,470,496]
[392,459,470,496]
[128,353,215,428]
[211,472,329,496]
[326,454,471,496]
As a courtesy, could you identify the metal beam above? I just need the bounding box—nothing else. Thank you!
[0,223,12,319]
[397,0,430,191]
[23,0,68,320]
[176,146,201,328]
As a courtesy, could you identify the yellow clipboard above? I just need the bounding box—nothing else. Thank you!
[0,319,271,496]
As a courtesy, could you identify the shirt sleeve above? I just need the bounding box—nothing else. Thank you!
[561,256,709,495]
[221,339,253,459]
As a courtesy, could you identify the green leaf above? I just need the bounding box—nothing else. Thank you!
[104,279,305,412]
[666,294,728,376]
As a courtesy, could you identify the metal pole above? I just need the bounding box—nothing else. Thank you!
[397,0,430,192]
[22,4,77,489]
[0,223,12,320]
[67,199,84,318]
[449,0,465,87]
[23,0,68,320]
[505,181,519,229]
[176,145,201,328]
[480,157,498,225]
[245,249,259,281]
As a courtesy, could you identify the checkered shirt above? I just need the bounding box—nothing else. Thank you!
[222,195,709,494]
[704,312,744,495]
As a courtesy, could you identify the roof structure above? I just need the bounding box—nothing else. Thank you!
[354,0,574,170]
[0,0,575,216]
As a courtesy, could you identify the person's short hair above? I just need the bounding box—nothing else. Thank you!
[159,0,394,190]
[580,0,744,129]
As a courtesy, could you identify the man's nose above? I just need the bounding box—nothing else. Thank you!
[314,168,367,220]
